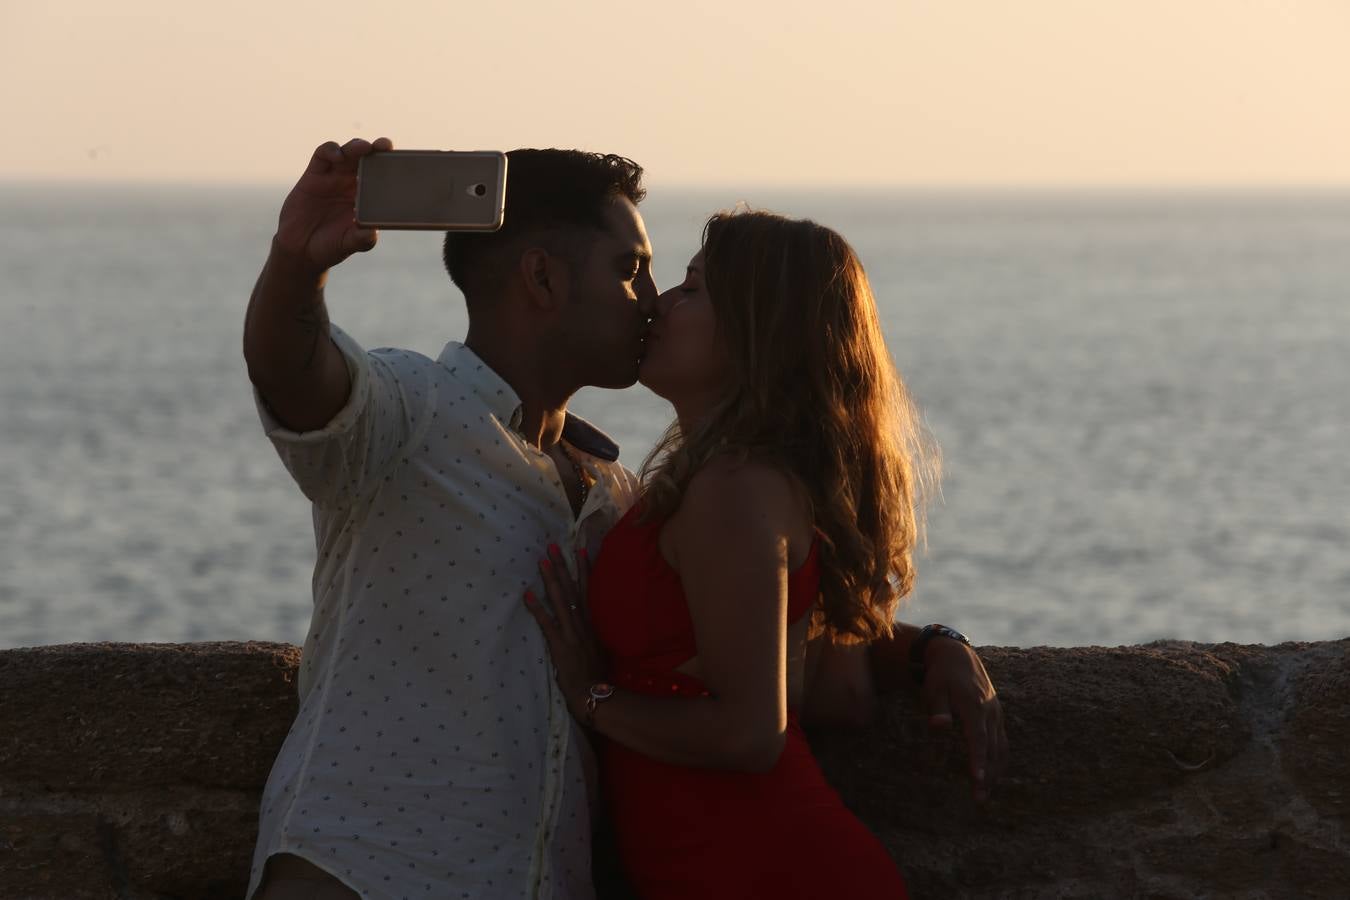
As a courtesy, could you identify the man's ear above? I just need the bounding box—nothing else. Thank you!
[518,248,571,311]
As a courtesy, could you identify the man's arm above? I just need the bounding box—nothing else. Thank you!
[803,621,1007,803]
[243,137,390,432]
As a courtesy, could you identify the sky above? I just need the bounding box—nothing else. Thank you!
[3,0,1349,187]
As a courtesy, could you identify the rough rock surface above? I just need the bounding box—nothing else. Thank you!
[1,639,1346,899]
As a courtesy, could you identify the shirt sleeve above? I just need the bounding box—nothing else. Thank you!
[254,325,432,507]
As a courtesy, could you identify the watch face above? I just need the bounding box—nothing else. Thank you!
[937,626,971,644]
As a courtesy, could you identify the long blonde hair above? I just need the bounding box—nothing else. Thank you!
[640,210,940,644]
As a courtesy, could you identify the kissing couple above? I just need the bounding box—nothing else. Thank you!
[243,139,1008,900]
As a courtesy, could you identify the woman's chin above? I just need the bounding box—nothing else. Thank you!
[637,360,673,399]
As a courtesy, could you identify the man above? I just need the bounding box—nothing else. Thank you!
[244,138,1005,900]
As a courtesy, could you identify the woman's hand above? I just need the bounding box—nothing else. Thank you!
[920,639,1007,803]
[523,544,606,722]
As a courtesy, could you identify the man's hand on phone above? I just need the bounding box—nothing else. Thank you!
[274,137,393,276]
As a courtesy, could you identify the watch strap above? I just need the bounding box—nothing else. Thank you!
[908,624,971,686]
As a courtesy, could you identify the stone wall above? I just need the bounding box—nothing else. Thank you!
[1,639,1346,899]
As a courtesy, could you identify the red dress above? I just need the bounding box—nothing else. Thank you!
[588,505,909,899]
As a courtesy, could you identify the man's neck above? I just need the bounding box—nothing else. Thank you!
[464,327,574,451]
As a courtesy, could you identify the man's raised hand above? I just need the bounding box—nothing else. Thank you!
[273,137,393,275]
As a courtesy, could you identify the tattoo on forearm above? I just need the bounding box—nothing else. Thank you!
[296,306,329,371]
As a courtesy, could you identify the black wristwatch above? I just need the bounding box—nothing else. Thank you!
[909,624,971,686]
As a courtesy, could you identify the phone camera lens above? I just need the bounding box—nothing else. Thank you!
[469,183,487,198]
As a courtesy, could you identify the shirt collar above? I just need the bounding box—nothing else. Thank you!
[561,413,621,463]
[437,342,622,463]
[438,342,524,428]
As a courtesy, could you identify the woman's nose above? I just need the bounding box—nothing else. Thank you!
[652,285,680,316]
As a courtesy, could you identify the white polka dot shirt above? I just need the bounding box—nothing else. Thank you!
[245,327,639,900]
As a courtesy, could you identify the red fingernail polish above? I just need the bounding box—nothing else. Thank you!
[579,548,589,560]
[540,559,551,571]
[548,543,561,556]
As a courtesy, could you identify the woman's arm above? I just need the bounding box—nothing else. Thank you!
[800,635,877,729]
[800,622,934,728]
[801,619,1009,802]
[527,458,810,773]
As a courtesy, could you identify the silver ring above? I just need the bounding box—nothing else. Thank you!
[568,604,579,612]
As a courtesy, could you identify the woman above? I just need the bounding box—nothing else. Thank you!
[524,210,937,898]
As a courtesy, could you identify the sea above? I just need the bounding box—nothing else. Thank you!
[2,183,1348,651]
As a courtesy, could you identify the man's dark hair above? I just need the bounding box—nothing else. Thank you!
[442,149,645,304]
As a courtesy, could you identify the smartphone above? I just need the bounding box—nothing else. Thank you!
[355,150,507,231]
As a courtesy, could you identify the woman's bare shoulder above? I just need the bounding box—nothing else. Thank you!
[671,456,813,557]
